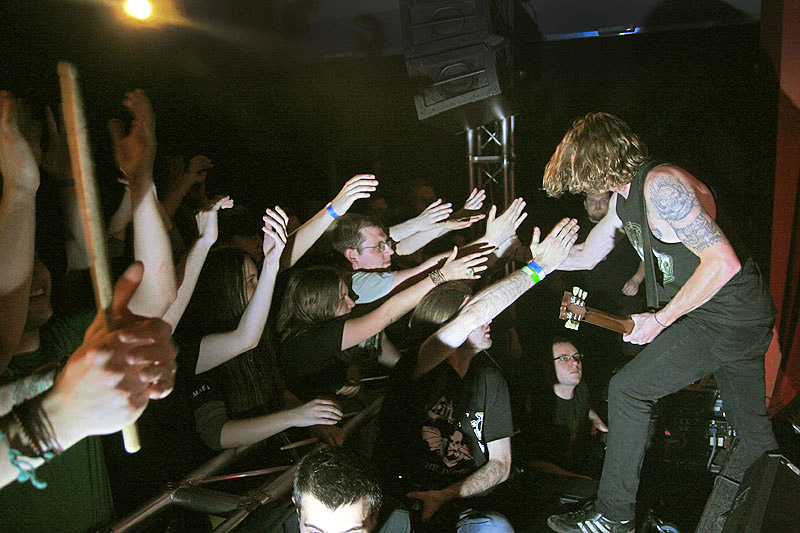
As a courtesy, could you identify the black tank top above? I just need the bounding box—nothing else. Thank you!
[616,162,774,326]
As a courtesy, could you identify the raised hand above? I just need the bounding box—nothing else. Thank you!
[107,89,156,183]
[438,246,492,281]
[262,205,289,263]
[413,199,453,231]
[529,218,580,274]
[482,198,527,248]
[462,188,486,211]
[184,155,213,185]
[195,195,233,244]
[442,212,485,232]
[44,263,177,445]
[41,106,71,181]
[0,91,39,191]
[329,174,378,216]
[291,398,343,427]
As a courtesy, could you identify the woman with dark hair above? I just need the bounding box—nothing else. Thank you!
[178,207,342,451]
[277,249,490,405]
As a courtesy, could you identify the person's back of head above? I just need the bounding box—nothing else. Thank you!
[276,266,348,342]
[293,447,382,533]
[408,281,473,345]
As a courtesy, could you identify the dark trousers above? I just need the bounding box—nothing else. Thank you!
[595,315,777,521]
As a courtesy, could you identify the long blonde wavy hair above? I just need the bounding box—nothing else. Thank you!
[543,112,650,197]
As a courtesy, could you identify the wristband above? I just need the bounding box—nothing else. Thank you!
[326,203,340,220]
[429,269,447,286]
[57,179,75,188]
[520,260,546,283]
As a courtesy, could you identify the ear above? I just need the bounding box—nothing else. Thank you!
[344,248,359,266]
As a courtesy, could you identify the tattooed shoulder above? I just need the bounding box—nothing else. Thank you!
[646,174,696,223]
[675,213,724,251]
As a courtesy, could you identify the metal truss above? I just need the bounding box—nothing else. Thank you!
[467,115,516,212]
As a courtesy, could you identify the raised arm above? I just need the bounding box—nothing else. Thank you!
[162,196,233,331]
[195,206,288,374]
[341,247,492,350]
[415,218,579,379]
[161,155,213,218]
[558,193,623,271]
[0,92,39,371]
[281,174,377,270]
[42,106,89,271]
[108,89,176,317]
[625,165,740,344]
[389,198,452,243]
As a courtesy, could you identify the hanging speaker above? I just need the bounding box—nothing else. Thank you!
[405,40,507,120]
[400,0,491,57]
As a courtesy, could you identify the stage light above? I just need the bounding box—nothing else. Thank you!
[126,0,152,19]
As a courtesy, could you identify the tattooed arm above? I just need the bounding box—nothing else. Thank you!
[624,165,740,344]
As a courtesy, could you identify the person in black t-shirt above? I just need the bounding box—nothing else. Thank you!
[517,336,607,482]
[375,217,580,532]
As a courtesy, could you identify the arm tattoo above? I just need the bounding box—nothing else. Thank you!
[675,213,724,251]
[648,175,696,222]
[647,174,725,251]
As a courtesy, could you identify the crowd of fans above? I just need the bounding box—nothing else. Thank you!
[0,87,644,532]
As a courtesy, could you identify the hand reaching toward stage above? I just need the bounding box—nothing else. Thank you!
[529,218,580,274]
[438,246,492,281]
[412,199,453,232]
[329,174,378,216]
[482,198,527,249]
[262,206,289,265]
[462,188,486,211]
[107,89,156,183]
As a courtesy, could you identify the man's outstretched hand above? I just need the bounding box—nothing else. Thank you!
[529,218,580,274]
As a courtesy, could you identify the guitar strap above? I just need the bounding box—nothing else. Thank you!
[637,160,662,310]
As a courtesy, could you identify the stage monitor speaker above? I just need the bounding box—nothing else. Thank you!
[405,41,507,121]
[400,0,491,58]
[720,453,800,532]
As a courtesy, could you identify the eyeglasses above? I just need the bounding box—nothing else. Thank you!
[553,353,584,363]
[361,240,393,252]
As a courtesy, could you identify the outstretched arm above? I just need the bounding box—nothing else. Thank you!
[162,196,233,331]
[625,165,740,344]
[0,92,39,371]
[341,247,492,350]
[281,174,377,270]
[415,218,579,379]
[108,89,176,317]
[558,194,623,271]
[407,437,512,523]
[195,207,288,374]
[389,198,453,243]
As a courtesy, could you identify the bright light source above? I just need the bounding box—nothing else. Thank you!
[126,0,152,19]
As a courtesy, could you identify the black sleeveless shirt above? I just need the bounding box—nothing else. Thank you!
[616,162,774,326]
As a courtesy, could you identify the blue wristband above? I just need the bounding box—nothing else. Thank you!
[525,260,545,279]
[58,179,75,188]
[326,203,340,220]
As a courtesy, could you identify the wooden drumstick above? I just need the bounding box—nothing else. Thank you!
[57,62,141,454]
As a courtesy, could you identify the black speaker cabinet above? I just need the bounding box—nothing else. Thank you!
[720,454,800,532]
[405,41,505,120]
[400,0,491,57]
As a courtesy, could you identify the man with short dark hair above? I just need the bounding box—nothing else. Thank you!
[543,112,777,533]
[290,447,411,533]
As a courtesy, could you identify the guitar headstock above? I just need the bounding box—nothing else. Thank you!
[559,286,588,330]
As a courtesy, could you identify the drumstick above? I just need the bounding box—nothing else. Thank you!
[360,375,389,382]
[280,437,318,451]
[57,62,140,454]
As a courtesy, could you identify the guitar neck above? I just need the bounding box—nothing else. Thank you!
[583,306,634,335]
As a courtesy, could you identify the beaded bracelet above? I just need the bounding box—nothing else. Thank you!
[428,269,447,286]
[520,260,546,284]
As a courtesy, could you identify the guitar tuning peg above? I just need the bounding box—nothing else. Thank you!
[572,286,580,296]
[580,289,588,299]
